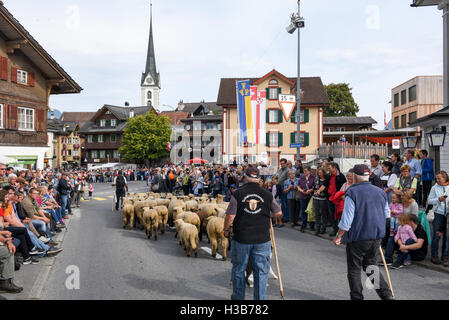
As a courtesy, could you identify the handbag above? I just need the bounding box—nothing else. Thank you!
[306,199,315,222]
[427,208,435,222]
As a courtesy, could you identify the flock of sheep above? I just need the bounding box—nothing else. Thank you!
[120,192,230,260]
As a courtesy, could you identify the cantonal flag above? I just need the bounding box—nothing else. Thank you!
[250,86,266,145]
[236,80,254,143]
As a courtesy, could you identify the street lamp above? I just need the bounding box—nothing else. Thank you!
[287,0,305,161]
[427,128,447,147]
[401,136,418,149]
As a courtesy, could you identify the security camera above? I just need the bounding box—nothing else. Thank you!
[286,23,296,34]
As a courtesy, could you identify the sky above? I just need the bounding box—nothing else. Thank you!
[5,0,444,129]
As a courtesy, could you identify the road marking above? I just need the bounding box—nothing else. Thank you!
[107,196,114,199]
[93,197,107,201]
[200,246,223,260]
[28,265,52,299]
[81,199,89,202]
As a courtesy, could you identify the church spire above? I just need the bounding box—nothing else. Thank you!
[143,2,158,85]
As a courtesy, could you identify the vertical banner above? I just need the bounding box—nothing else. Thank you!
[250,86,266,145]
[236,80,254,144]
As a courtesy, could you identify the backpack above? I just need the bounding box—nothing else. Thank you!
[116,176,126,190]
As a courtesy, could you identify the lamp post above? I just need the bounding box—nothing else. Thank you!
[287,0,305,161]
[427,127,447,171]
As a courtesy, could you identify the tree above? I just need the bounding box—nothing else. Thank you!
[324,83,359,117]
[119,111,171,166]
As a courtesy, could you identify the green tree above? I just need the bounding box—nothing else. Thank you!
[119,111,171,166]
[324,83,359,117]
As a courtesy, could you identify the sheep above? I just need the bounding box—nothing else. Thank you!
[197,197,207,205]
[216,207,226,219]
[218,203,229,211]
[176,211,201,236]
[206,216,228,260]
[197,203,219,242]
[185,200,199,212]
[154,205,169,234]
[175,219,199,257]
[122,203,135,230]
[142,207,159,240]
[168,197,186,217]
[216,194,226,204]
[155,198,170,207]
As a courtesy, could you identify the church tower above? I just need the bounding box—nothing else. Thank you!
[141,3,160,111]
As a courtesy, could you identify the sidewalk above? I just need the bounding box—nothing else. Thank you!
[291,224,449,275]
[1,207,79,300]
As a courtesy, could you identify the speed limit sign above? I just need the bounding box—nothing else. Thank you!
[392,139,400,149]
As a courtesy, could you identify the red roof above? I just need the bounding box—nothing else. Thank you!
[160,112,190,125]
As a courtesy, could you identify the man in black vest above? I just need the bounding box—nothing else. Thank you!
[333,164,394,300]
[112,171,128,211]
[224,167,282,300]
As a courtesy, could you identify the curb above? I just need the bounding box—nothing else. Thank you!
[289,224,449,275]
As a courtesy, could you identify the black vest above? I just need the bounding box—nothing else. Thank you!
[232,182,273,244]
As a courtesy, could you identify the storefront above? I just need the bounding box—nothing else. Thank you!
[0,146,49,170]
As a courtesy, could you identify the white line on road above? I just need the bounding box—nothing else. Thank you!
[200,247,223,260]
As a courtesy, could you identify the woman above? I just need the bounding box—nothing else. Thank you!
[391,152,403,176]
[313,168,329,235]
[394,165,417,195]
[298,166,315,232]
[401,191,419,216]
[271,176,283,228]
[381,161,398,204]
[284,170,300,228]
[428,171,449,265]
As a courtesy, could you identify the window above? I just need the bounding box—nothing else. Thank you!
[269,88,279,100]
[18,107,34,130]
[111,119,117,127]
[394,117,399,129]
[147,100,152,106]
[268,110,278,123]
[325,127,331,132]
[67,150,72,156]
[73,150,79,157]
[100,150,105,159]
[269,79,278,85]
[409,111,417,123]
[88,135,93,143]
[401,114,407,128]
[92,150,98,158]
[409,85,416,102]
[67,138,72,144]
[113,150,119,159]
[291,132,305,144]
[401,90,407,105]
[98,135,104,143]
[100,120,106,127]
[73,138,79,144]
[110,134,116,143]
[269,132,278,147]
[17,70,27,85]
[394,93,399,107]
[337,127,345,132]
[0,104,2,128]
[147,91,152,99]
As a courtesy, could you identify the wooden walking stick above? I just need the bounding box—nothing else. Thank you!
[270,220,285,299]
[378,245,395,299]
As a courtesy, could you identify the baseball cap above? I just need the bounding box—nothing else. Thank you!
[245,167,260,178]
[311,165,317,170]
[349,164,370,176]
[230,184,237,189]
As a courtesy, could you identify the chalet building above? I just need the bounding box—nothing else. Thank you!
[217,69,329,166]
[323,116,377,144]
[0,3,82,169]
[79,105,153,167]
[47,118,82,169]
[392,76,443,129]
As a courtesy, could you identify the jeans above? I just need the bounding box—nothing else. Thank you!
[25,226,49,256]
[431,214,447,258]
[422,180,432,210]
[61,194,72,215]
[385,236,397,263]
[31,219,52,240]
[396,239,415,264]
[328,200,338,232]
[299,198,311,227]
[288,198,300,225]
[231,240,271,300]
[280,191,289,221]
[346,239,392,300]
[6,226,32,260]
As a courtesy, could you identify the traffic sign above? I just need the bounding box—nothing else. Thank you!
[278,94,296,121]
[392,139,400,149]
[290,143,303,148]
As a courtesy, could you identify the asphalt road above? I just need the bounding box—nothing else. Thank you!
[37,181,449,300]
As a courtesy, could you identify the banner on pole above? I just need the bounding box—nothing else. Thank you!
[236,80,254,143]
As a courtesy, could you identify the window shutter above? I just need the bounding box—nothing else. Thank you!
[35,109,41,131]
[266,88,269,99]
[266,109,269,123]
[28,72,35,87]
[93,135,98,143]
[278,87,282,94]
[305,109,309,123]
[11,67,17,83]
[278,109,283,123]
[278,132,283,147]
[8,105,18,130]
[291,108,296,123]
[88,151,92,158]
[305,132,309,146]
[1,57,7,81]
[266,133,270,147]
[106,119,111,127]
[290,132,295,144]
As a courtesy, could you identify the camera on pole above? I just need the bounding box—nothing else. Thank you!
[286,13,305,34]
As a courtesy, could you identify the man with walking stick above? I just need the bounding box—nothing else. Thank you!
[224,167,282,300]
[333,164,395,300]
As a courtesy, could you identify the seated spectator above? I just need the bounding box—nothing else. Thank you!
[391,214,428,269]
[0,229,23,296]
[21,188,54,244]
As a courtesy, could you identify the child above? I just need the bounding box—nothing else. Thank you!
[394,214,418,266]
[389,193,403,236]
[88,184,94,199]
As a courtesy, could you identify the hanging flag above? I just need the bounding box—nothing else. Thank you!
[384,111,388,128]
[251,86,266,145]
[236,80,254,143]
[167,142,172,151]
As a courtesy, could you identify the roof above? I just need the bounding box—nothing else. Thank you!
[324,127,418,136]
[59,112,97,125]
[47,118,78,135]
[323,116,377,125]
[141,4,159,87]
[217,73,330,106]
[176,102,220,114]
[411,0,440,7]
[0,3,82,94]
[409,105,449,125]
[160,112,190,125]
[180,115,222,122]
